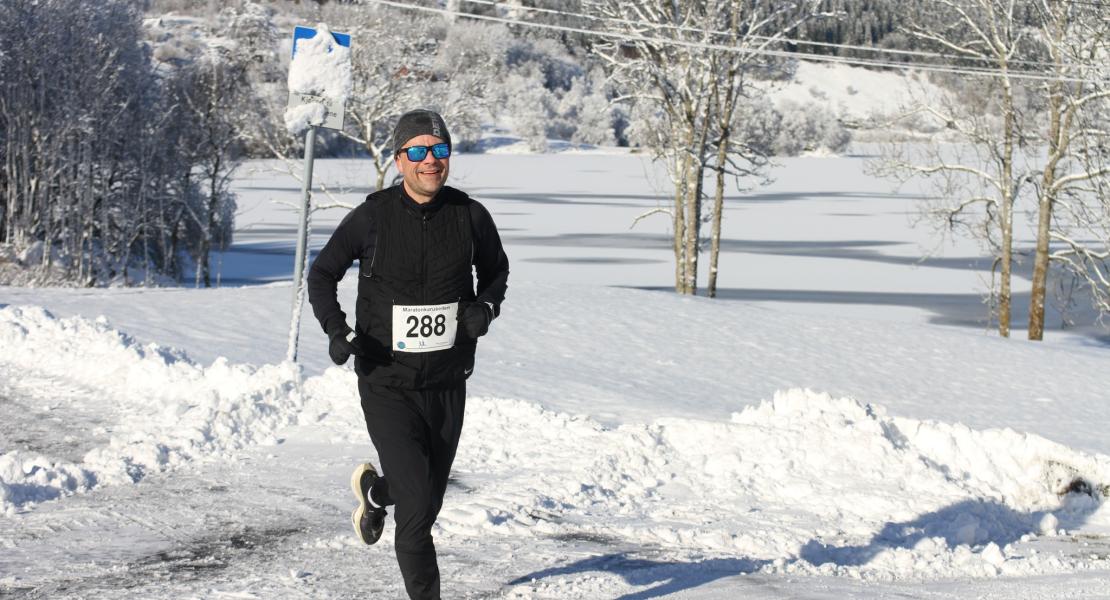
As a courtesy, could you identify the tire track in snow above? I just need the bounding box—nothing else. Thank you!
[0,368,118,463]
[0,434,381,599]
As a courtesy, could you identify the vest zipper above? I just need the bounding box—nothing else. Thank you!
[420,212,429,388]
[421,213,428,304]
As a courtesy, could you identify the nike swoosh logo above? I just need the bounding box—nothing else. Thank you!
[464,368,473,376]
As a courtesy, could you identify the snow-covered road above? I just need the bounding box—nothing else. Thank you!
[2,297,1110,598]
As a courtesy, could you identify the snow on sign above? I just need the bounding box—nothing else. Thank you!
[292,26,351,56]
[285,24,351,133]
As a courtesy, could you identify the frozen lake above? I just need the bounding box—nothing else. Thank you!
[222,146,1104,344]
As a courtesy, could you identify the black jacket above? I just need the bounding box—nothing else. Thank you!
[307,184,509,388]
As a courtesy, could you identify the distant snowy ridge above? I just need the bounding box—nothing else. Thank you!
[0,306,303,513]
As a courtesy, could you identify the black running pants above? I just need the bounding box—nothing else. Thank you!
[357,379,466,600]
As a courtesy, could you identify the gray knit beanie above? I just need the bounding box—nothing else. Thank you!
[392,109,451,154]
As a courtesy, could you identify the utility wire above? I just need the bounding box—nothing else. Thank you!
[456,0,1068,71]
[366,0,1109,85]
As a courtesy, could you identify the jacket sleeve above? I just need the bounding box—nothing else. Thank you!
[470,200,510,317]
[307,202,372,337]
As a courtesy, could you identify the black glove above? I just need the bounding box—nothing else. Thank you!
[328,324,359,365]
[458,301,495,339]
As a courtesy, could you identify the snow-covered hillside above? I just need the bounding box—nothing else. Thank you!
[768,61,948,134]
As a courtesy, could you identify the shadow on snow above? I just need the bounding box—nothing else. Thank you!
[799,496,1097,567]
[508,553,770,600]
[507,494,1100,598]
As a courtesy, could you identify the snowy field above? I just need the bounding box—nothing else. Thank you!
[2,146,1110,599]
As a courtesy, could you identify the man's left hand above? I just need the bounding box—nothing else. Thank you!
[458,301,495,338]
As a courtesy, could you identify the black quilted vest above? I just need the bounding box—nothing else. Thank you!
[354,185,477,388]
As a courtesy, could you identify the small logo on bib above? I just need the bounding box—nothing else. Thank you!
[397,341,407,350]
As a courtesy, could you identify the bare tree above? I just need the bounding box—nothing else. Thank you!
[589,0,820,295]
[0,0,201,286]
[174,50,251,288]
[312,5,499,191]
[1026,0,1110,339]
[875,0,1110,339]
[705,9,797,298]
[873,0,1033,337]
[336,6,426,191]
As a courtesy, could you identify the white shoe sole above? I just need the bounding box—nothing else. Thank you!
[350,463,377,544]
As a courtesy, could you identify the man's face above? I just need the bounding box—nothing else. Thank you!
[395,134,450,203]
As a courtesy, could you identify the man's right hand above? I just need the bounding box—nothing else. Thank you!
[328,325,359,365]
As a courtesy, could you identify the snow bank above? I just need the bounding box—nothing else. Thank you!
[0,306,303,513]
[448,390,1110,583]
[0,451,95,514]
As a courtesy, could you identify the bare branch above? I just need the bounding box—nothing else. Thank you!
[630,207,672,229]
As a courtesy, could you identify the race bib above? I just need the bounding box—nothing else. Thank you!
[391,302,458,353]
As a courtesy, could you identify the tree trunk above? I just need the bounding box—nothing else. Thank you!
[376,163,387,192]
[683,158,702,295]
[683,89,712,296]
[709,25,739,300]
[1029,95,1064,341]
[997,63,1015,338]
[1029,9,1068,342]
[365,121,390,192]
[673,151,688,293]
[708,139,728,298]
[202,158,222,288]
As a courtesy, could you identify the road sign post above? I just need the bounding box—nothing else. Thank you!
[286,25,351,364]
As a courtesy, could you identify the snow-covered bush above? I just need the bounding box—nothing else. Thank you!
[549,68,617,147]
[505,34,583,92]
[772,100,851,156]
[219,1,278,70]
[733,96,783,156]
[501,68,555,151]
[0,0,236,287]
[493,32,624,148]
[623,100,669,157]
[430,19,512,151]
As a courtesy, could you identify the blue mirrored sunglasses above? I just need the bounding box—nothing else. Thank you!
[398,143,451,162]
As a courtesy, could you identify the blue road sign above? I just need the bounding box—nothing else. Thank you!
[292,26,351,58]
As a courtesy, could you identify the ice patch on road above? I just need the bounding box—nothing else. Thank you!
[0,306,304,513]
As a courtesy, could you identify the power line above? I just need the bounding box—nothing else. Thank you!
[406,0,1104,82]
[1059,0,1109,9]
[366,0,1109,85]
[456,0,1067,72]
